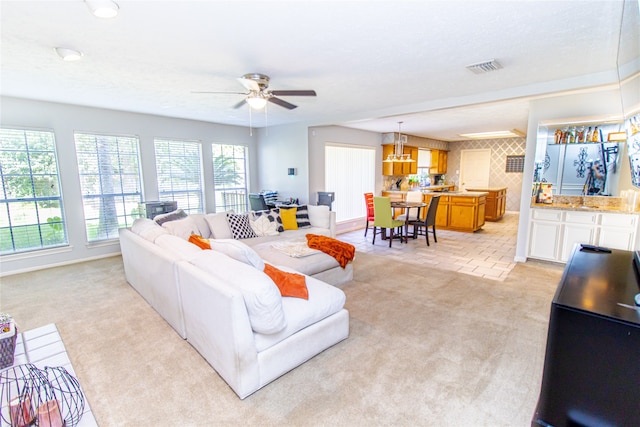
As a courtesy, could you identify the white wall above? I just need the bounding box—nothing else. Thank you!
[1,96,255,275]
[308,125,383,200]
[515,86,625,262]
[255,124,309,203]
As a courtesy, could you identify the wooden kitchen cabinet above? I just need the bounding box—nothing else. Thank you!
[429,149,448,174]
[422,193,449,227]
[423,192,485,232]
[447,194,486,232]
[382,144,418,176]
[465,187,506,221]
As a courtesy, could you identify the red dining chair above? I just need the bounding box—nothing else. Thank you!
[364,192,375,237]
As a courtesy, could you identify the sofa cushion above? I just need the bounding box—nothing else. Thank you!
[253,272,346,352]
[227,213,258,239]
[161,216,201,240]
[131,218,168,242]
[249,238,340,276]
[280,207,298,230]
[307,204,330,229]
[189,214,211,238]
[153,208,187,225]
[189,250,286,334]
[263,264,308,299]
[204,211,233,239]
[211,238,264,270]
[155,234,204,259]
[249,214,279,237]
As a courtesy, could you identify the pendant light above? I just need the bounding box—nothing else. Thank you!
[383,121,415,162]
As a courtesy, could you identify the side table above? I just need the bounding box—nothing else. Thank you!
[1,324,97,427]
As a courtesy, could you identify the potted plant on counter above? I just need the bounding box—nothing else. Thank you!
[408,176,419,189]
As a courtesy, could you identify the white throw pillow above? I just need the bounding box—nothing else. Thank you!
[161,216,201,240]
[131,218,168,242]
[210,238,265,270]
[189,250,286,334]
[249,214,280,237]
[204,211,233,239]
[307,204,330,229]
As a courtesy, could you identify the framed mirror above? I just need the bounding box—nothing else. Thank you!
[619,0,640,187]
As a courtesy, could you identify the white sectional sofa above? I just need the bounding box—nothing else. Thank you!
[118,205,352,399]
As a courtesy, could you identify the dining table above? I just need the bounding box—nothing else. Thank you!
[390,201,427,243]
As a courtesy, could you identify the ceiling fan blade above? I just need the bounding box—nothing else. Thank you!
[232,99,247,109]
[237,77,260,92]
[270,90,317,97]
[269,97,297,110]
[191,91,248,95]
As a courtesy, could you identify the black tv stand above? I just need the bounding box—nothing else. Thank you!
[532,246,640,426]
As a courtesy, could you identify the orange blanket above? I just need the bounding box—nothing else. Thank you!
[306,234,355,269]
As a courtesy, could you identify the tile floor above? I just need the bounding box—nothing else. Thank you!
[339,211,520,281]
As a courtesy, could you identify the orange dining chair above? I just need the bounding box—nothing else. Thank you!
[372,196,405,247]
[364,193,375,237]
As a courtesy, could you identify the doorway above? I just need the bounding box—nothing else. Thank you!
[460,149,491,190]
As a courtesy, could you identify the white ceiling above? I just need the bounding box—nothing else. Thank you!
[1,1,635,141]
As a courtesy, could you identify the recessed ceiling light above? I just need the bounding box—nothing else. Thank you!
[55,47,83,61]
[85,0,119,18]
[459,129,524,139]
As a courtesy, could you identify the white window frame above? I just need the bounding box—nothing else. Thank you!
[74,132,142,242]
[0,127,67,254]
[325,143,376,222]
[212,144,249,213]
[154,138,204,214]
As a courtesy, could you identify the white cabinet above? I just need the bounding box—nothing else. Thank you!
[529,209,563,261]
[530,221,562,261]
[560,211,598,262]
[528,209,639,263]
[598,213,637,250]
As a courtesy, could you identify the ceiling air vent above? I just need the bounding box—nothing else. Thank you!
[466,59,502,74]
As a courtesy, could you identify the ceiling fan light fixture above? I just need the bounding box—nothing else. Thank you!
[246,94,267,110]
[55,47,83,61]
[85,0,119,18]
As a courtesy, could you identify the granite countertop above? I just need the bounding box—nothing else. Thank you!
[531,202,632,213]
[384,189,487,197]
[465,187,507,192]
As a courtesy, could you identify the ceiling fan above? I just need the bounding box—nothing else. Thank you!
[193,73,316,110]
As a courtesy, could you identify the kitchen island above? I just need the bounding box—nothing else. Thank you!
[465,187,507,221]
[382,190,488,232]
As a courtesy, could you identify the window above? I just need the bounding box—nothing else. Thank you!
[325,144,375,222]
[155,138,204,214]
[75,133,142,242]
[0,128,67,254]
[212,144,248,213]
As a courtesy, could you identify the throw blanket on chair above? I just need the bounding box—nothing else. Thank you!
[305,234,355,268]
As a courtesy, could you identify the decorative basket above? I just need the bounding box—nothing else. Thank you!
[0,314,17,370]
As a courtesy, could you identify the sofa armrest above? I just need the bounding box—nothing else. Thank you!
[329,211,337,238]
[176,261,260,398]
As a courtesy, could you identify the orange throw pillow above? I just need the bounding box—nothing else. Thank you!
[263,264,308,300]
[188,234,211,250]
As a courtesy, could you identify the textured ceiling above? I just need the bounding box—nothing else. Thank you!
[1,0,636,141]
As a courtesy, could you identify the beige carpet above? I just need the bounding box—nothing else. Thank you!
[0,252,564,426]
